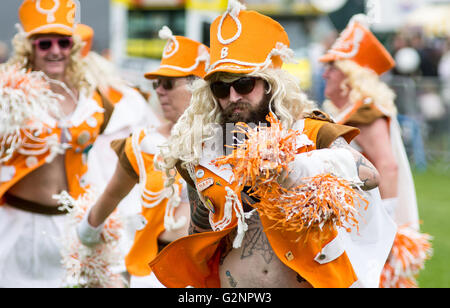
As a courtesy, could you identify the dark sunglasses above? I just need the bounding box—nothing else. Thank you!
[210,77,257,99]
[32,37,74,51]
[152,78,175,91]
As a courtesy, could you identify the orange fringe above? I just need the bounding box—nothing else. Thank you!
[213,114,368,238]
[379,225,433,288]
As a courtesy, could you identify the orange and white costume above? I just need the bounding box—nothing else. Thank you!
[320,15,431,287]
[320,14,419,229]
[111,127,188,287]
[105,30,209,288]
[150,2,396,288]
[73,25,161,266]
[151,114,396,288]
[0,0,115,287]
[74,23,158,192]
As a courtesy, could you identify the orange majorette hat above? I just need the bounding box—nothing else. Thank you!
[319,14,395,75]
[144,26,210,79]
[75,24,94,57]
[19,0,79,37]
[204,0,292,80]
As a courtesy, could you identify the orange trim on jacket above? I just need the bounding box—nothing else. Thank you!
[0,90,110,201]
[121,129,184,277]
[149,118,360,288]
[334,99,391,128]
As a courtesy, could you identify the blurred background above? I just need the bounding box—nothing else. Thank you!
[0,0,449,287]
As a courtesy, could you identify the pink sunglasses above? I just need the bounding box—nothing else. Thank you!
[32,37,74,51]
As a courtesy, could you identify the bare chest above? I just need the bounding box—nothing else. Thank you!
[218,213,312,288]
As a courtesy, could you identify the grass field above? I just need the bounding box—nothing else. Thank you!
[414,167,450,288]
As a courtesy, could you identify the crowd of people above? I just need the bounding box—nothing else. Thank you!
[0,0,432,288]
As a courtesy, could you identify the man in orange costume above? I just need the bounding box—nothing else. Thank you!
[150,1,396,288]
[76,27,210,287]
[321,15,431,287]
[0,0,115,287]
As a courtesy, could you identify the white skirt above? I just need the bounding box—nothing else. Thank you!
[0,204,67,288]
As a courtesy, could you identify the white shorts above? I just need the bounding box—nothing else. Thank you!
[0,204,66,288]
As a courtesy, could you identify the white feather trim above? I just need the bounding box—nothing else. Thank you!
[55,190,125,288]
[0,65,67,163]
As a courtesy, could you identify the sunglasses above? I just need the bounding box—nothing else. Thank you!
[32,37,74,51]
[210,77,257,99]
[152,78,176,91]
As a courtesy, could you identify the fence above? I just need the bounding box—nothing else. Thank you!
[388,75,450,173]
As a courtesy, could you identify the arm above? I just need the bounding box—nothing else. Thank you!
[329,137,380,191]
[187,185,213,235]
[352,118,398,198]
[88,161,137,227]
[280,137,380,192]
[77,160,137,246]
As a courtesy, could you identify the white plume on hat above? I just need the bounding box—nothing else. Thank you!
[349,13,371,28]
[159,26,173,40]
[227,0,246,17]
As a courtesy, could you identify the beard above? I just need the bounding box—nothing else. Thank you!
[220,93,271,126]
[220,93,272,151]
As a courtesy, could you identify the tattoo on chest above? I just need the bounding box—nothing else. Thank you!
[240,214,275,264]
[225,270,238,288]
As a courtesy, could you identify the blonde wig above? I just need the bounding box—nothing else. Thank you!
[159,67,317,174]
[7,30,93,94]
[81,51,128,93]
[330,59,397,117]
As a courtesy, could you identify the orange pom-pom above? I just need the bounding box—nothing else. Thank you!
[379,225,433,288]
[213,114,367,238]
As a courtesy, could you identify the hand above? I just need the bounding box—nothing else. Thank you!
[279,148,361,190]
[76,208,104,247]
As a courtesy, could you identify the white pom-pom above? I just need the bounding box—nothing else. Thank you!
[227,0,246,17]
[197,45,210,63]
[159,26,173,40]
[349,14,371,28]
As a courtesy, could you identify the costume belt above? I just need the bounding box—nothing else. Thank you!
[4,193,70,215]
